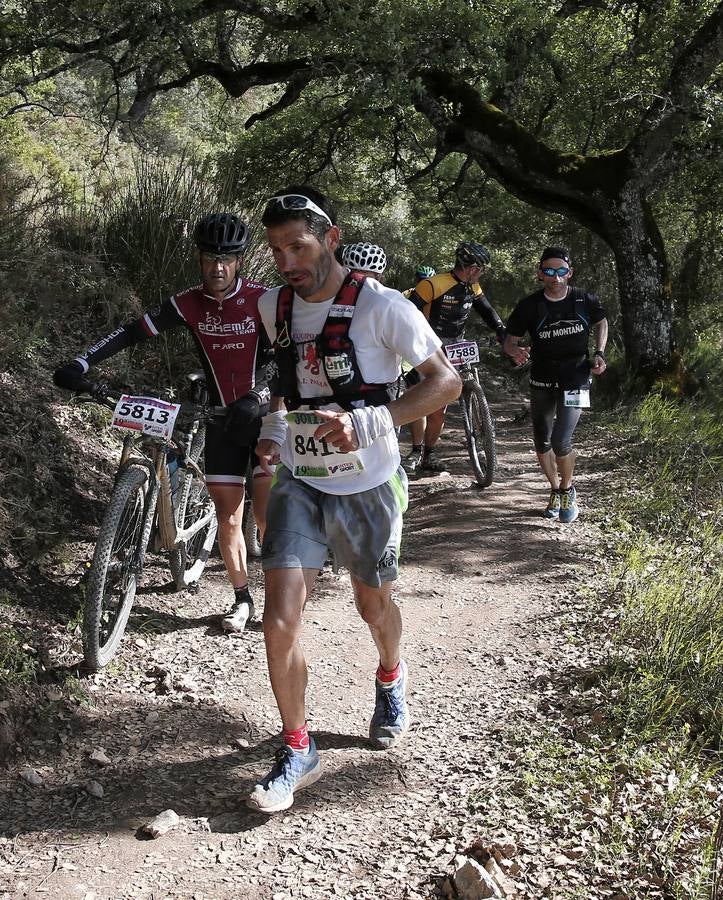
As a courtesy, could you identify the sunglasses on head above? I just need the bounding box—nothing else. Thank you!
[541,266,571,277]
[265,194,333,227]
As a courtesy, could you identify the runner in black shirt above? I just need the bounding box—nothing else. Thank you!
[503,247,608,522]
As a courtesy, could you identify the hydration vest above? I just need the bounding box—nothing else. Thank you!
[273,271,394,411]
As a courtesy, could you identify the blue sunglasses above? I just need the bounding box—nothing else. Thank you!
[541,266,571,277]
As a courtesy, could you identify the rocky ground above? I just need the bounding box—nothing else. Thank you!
[0,377,671,899]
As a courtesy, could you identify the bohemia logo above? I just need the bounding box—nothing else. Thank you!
[199,313,257,335]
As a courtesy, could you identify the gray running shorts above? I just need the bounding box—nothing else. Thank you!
[261,464,409,588]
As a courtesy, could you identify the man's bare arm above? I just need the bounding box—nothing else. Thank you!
[590,319,609,376]
[387,349,461,427]
[313,349,461,452]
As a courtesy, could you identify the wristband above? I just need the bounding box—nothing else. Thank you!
[258,410,287,445]
[594,349,606,361]
[350,405,395,449]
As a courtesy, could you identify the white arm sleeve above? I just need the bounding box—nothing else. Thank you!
[350,405,395,449]
[259,410,287,445]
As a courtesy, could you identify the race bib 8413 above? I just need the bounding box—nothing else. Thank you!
[286,410,364,478]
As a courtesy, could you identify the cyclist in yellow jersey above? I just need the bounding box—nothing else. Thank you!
[404,242,506,474]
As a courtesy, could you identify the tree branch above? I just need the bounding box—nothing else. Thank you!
[244,71,314,128]
[630,0,723,180]
[418,70,622,239]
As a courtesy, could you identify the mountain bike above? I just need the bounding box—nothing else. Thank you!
[75,374,218,669]
[242,459,262,558]
[444,341,497,487]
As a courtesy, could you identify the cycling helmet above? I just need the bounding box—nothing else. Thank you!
[455,241,490,267]
[342,242,387,275]
[415,265,436,279]
[194,212,249,254]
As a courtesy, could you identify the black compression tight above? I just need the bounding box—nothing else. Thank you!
[530,387,582,457]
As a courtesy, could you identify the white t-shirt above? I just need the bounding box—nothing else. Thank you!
[259,276,442,494]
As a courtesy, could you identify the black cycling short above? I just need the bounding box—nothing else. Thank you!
[204,417,262,487]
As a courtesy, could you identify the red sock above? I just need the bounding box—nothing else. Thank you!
[376,661,401,684]
[283,723,310,752]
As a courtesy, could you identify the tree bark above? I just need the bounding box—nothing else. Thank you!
[602,188,674,375]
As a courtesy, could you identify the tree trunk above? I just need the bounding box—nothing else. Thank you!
[603,188,674,378]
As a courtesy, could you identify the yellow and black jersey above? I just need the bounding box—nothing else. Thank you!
[408,272,505,343]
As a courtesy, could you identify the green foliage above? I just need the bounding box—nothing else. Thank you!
[100,154,227,308]
[602,370,723,747]
[615,532,723,744]
[0,596,38,687]
[471,725,719,897]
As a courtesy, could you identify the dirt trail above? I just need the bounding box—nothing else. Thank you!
[0,380,604,899]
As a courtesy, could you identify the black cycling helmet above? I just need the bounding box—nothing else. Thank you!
[194,212,249,254]
[455,241,490,268]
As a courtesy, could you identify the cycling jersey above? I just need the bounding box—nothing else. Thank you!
[72,277,270,406]
[409,272,505,342]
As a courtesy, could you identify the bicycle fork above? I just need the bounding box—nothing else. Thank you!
[131,460,161,577]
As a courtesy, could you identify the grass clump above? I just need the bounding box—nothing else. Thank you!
[0,596,38,688]
[604,378,723,748]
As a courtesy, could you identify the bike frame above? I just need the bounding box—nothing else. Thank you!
[112,420,214,571]
[457,361,481,389]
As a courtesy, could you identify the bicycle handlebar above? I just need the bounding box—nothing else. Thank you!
[75,381,226,428]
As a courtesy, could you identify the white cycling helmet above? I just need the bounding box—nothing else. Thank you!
[342,242,387,275]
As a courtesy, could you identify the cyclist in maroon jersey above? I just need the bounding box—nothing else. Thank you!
[53,213,271,633]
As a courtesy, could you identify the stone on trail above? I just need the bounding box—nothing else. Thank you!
[84,780,104,798]
[142,809,180,838]
[20,766,42,786]
[89,748,112,766]
[454,856,503,899]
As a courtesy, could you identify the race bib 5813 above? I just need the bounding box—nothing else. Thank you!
[112,395,181,440]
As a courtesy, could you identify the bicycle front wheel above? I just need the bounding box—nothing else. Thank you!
[242,465,261,559]
[169,475,218,589]
[462,381,497,488]
[83,465,153,670]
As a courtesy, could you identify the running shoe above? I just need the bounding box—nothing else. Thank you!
[221,587,255,633]
[402,447,423,474]
[247,738,322,814]
[544,488,561,519]
[420,450,448,474]
[369,660,410,749]
[559,485,579,524]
